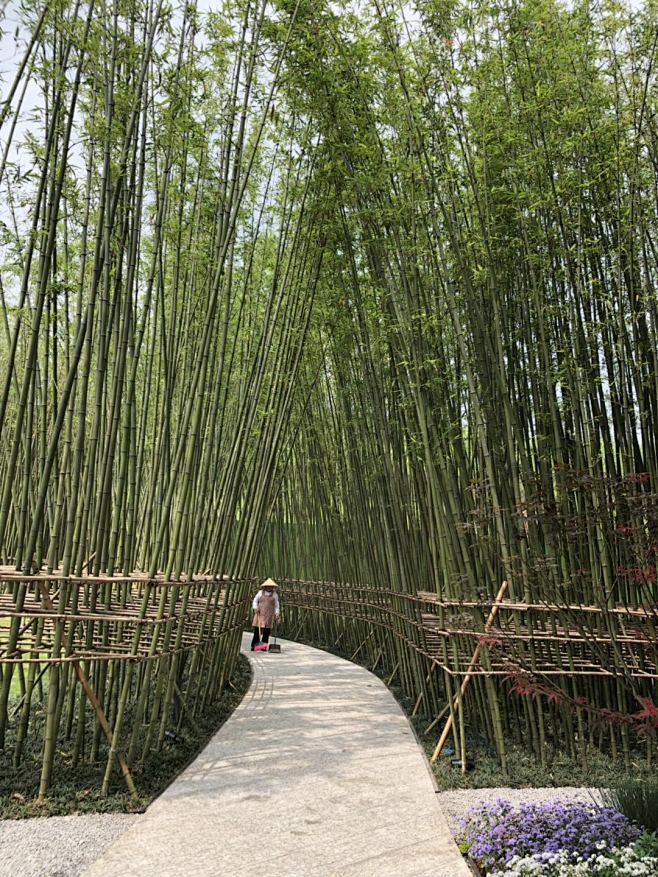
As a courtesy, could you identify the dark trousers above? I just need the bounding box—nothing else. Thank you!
[251,626,271,649]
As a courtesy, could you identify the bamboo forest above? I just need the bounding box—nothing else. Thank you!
[1,0,658,814]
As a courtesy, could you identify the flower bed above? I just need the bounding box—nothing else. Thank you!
[458,798,658,876]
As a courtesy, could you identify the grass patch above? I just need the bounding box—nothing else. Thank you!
[0,654,252,819]
[0,617,50,698]
[600,777,658,832]
[2,664,49,701]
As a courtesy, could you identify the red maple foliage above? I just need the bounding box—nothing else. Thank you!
[504,667,656,738]
[625,472,651,484]
[479,635,503,648]
[634,697,658,738]
[616,566,657,582]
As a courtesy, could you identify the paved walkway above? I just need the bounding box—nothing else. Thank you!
[84,636,469,877]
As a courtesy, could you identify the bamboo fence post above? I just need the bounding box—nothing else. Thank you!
[431,581,509,764]
[72,659,138,799]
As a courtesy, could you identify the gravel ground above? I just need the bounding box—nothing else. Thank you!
[437,786,602,834]
[0,814,140,877]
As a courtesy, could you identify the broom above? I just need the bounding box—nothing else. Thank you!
[253,613,268,651]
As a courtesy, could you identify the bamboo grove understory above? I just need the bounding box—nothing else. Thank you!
[1,0,658,797]
[0,569,247,799]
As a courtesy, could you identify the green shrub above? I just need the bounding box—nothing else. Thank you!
[635,832,658,858]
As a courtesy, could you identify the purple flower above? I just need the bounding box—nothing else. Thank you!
[458,799,641,871]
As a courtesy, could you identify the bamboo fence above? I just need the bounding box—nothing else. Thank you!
[0,569,252,800]
[276,577,658,771]
[276,577,658,677]
[3,567,657,797]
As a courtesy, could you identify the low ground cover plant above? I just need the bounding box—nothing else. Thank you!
[427,738,656,791]
[458,798,658,876]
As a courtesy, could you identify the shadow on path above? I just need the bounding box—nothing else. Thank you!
[83,635,469,877]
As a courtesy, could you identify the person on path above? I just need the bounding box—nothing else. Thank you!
[251,578,280,650]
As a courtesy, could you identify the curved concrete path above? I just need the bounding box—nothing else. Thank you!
[83,636,469,877]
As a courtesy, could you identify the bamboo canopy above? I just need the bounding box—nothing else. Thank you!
[2,0,658,796]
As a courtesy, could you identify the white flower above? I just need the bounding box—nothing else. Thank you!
[481,842,658,876]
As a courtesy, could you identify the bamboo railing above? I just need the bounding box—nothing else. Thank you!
[277,577,658,677]
[275,577,658,771]
[2,569,656,798]
[0,569,252,800]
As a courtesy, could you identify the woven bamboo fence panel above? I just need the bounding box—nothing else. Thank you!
[276,577,658,763]
[0,569,253,799]
[277,577,658,677]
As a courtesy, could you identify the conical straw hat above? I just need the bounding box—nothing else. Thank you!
[261,577,278,589]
